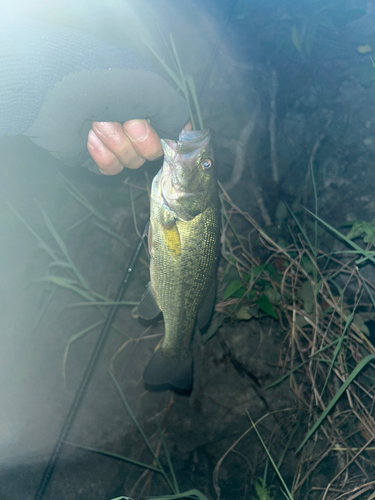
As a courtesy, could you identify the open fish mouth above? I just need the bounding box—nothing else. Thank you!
[176,128,211,152]
[161,128,210,159]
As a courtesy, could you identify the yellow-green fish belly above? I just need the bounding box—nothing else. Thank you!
[150,202,219,359]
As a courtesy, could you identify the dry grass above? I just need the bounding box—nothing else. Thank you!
[216,184,375,499]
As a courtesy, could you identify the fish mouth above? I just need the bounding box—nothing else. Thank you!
[160,128,211,189]
[161,128,210,160]
[176,128,210,153]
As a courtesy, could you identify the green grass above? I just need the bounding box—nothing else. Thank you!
[142,34,203,131]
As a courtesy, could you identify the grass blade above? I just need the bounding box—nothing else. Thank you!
[109,370,175,494]
[266,337,341,389]
[285,203,314,256]
[168,34,193,125]
[65,441,162,473]
[35,200,89,288]
[93,220,132,248]
[185,74,204,129]
[247,412,294,500]
[66,212,92,233]
[144,490,210,500]
[35,276,106,303]
[56,169,107,222]
[296,354,375,453]
[141,37,181,88]
[62,320,105,383]
[5,201,59,261]
[320,288,364,398]
[142,33,203,131]
[156,419,180,494]
[67,301,139,307]
[320,311,352,398]
[305,209,375,266]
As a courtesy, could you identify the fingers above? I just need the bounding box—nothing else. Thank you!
[87,119,163,175]
[123,120,163,161]
[87,125,125,175]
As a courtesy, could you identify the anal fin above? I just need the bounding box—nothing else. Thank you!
[138,282,161,320]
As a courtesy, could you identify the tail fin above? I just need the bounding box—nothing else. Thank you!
[143,348,193,392]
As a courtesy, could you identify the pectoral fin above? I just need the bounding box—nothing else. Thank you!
[197,278,216,329]
[143,348,193,392]
[137,282,161,320]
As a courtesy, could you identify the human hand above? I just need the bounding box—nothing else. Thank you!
[87,119,163,175]
[13,20,190,172]
[88,119,192,175]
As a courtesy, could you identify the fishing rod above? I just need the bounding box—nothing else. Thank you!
[33,220,149,500]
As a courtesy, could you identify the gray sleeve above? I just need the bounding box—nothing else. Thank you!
[0,18,190,172]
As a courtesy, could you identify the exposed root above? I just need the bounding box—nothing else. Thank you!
[268,67,279,184]
[224,104,259,191]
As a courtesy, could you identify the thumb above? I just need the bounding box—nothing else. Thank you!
[123,120,163,161]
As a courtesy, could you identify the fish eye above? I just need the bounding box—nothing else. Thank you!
[201,158,212,170]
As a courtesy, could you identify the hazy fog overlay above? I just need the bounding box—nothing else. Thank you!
[2,1,374,499]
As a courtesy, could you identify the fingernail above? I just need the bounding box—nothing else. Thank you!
[93,122,116,137]
[87,130,104,150]
[126,120,148,142]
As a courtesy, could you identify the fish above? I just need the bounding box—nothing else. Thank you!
[138,128,220,392]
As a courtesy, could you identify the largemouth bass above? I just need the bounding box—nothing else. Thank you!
[138,128,220,391]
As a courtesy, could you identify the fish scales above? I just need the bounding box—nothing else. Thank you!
[150,202,219,356]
